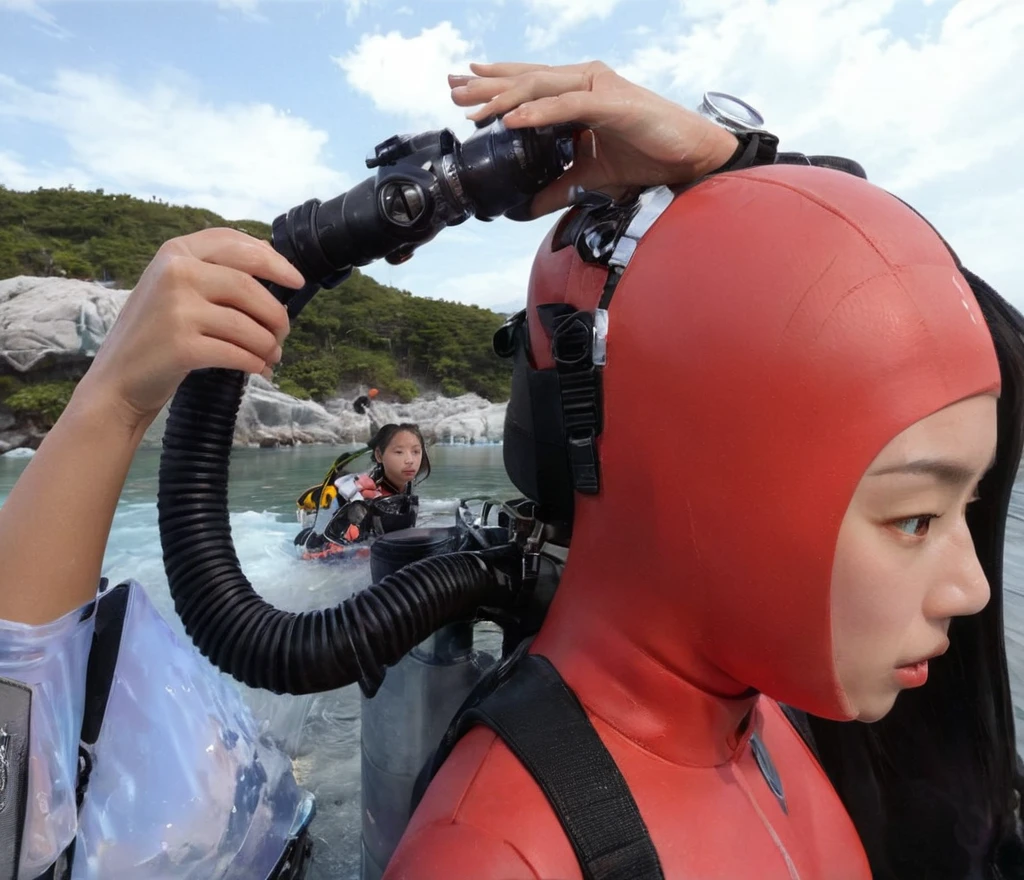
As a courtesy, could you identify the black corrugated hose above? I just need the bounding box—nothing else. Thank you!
[157,366,510,697]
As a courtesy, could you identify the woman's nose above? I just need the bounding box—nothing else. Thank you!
[924,526,991,621]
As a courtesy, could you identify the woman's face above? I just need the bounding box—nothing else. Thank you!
[377,430,423,490]
[831,394,997,722]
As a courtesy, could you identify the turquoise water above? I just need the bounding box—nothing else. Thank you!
[1,446,1022,878]
[0,444,516,879]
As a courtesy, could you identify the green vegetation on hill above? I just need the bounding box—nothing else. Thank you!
[0,186,512,402]
[277,273,511,402]
[0,185,271,284]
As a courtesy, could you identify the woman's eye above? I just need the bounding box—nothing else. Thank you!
[893,515,936,537]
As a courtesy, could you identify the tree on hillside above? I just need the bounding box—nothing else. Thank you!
[0,186,512,402]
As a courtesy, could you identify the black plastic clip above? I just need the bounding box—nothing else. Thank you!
[551,312,602,495]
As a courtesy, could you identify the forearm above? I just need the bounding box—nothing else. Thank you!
[0,381,148,624]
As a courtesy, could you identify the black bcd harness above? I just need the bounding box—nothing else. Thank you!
[415,642,817,880]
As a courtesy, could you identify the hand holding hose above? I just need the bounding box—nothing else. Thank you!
[81,229,301,434]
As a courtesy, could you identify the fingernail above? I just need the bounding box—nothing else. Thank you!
[261,366,274,381]
[271,345,283,364]
[448,74,471,86]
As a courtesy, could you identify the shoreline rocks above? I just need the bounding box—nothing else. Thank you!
[1,276,507,453]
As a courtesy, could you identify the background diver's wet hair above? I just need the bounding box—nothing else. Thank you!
[805,269,1024,880]
[368,423,431,486]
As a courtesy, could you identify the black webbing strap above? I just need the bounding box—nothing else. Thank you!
[443,652,665,880]
[37,581,128,880]
[716,130,780,174]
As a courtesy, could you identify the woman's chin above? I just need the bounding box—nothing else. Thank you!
[849,691,899,724]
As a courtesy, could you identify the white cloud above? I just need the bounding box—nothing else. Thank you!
[345,0,368,24]
[924,184,1024,297]
[521,0,622,50]
[466,9,499,33]
[612,0,1024,303]
[615,0,1023,191]
[362,223,538,312]
[215,0,266,21]
[0,151,91,191]
[0,0,48,18]
[428,251,534,311]
[0,71,349,221]
[216,0,258,12]
[333,23,481,130]
[0,0,69,38]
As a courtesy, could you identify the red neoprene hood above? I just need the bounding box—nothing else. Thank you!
[518,165,1001,717]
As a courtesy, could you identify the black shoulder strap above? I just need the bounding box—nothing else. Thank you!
[36,581,130,880]
[427,651,665,880]
[80,583,129,750]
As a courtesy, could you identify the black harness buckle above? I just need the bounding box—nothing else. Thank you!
[551,312,602,495]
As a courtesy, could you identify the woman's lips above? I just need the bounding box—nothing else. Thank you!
[893,640,948,689]
[894,660,929,688]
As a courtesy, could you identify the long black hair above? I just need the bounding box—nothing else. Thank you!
[368,423,431,489]
[806,269,1024,879]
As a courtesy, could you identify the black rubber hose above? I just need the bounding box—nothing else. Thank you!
[157,367,510,697]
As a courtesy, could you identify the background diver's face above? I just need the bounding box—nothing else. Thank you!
[830,394,997,722]
[376,430,423,490]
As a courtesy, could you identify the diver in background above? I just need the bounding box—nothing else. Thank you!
[297,423,430,560]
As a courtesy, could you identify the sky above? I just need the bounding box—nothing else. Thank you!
[0,0,1021,314]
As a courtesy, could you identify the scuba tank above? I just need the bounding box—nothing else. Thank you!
[359,513,568,879]
[359,526,490,880]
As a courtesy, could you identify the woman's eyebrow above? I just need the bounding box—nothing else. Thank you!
[867,451,998,487]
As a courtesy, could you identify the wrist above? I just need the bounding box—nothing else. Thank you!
[689,125,741,179]
[64,375,155,449]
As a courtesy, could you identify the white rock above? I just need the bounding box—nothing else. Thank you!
[1,446,36,458]
[0,276,509,446]
[0,276,129,371]
[323,392,506,444]
[235,384,508,446]
[234,375,352,446]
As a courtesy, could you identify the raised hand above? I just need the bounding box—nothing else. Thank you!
[449,61,739,217]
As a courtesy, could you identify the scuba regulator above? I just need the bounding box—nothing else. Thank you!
[156,116,575,698]
[265,116,575,319]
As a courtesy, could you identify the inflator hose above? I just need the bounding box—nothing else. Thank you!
[157,367,509,697]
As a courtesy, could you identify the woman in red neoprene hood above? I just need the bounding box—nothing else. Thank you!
[385,62,1024,880]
